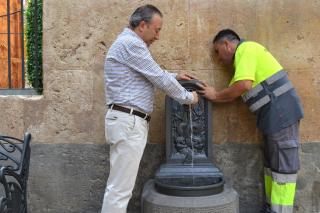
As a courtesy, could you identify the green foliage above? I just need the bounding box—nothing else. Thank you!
[25,0,43,94]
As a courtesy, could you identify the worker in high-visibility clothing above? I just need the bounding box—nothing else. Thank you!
[198,29,304,213]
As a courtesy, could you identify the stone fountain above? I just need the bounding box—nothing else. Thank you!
[141,80,239,213]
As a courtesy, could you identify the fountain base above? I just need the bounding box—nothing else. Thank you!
[142,179,239,213]
[154,164,224,197]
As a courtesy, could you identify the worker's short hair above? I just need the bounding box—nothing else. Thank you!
[213,29,241,43]
[129,5,163,29]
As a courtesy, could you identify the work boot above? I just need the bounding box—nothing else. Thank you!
[260,203,276,213]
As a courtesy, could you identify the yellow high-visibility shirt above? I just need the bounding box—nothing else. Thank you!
[229,41,283,87]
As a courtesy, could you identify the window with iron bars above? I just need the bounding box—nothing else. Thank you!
[0,0,42,95]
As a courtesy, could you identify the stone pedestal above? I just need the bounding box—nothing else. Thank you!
[142,179,239,213]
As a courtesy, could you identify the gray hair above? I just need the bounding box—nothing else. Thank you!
[129,5,163,29]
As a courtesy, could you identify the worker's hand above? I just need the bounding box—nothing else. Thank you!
[191,91,199,104]
[176,73,196,81]
[196,82,217,101]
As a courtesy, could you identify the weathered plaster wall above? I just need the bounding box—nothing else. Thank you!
[0,0,319,212]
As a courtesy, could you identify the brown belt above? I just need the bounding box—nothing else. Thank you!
[108,104,151,122]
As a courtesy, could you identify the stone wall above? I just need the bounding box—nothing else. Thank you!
[0,0,319,212]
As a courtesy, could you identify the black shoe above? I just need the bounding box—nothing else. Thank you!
[260,203,276,213]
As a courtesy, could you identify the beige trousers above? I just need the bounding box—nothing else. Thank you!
[101,109,148,213]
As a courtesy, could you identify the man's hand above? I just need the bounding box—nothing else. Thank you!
[191,91,199,104]
[197,83,217,101]
[176,73,196,81]
[197,80,253,103]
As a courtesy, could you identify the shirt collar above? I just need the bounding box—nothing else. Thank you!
[122,27,147,46]
[236,39,246,49]
[233,39,246,63]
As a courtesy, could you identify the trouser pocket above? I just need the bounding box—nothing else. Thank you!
[105,110,134,145]
[277,139,300,173]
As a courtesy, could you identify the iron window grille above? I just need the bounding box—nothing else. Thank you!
[0,0,42,95]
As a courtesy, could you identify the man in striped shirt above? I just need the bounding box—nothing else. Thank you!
[101,5,198,213]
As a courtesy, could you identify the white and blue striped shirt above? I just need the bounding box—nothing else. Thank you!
[104,28,194,114]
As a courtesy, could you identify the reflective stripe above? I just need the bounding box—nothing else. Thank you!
[243,71,294,112]
[265,70,286,85]
[271,204,293,213]
[242,70,286,101]
[272,172,297,183]
[242,84,263,102]
[264,168,272,204]
[248,82,293,112]
[264,177,272,203]
[270,171,297,208]
[271,181,296,206]
[273,81,293,97]
[249,95,270,112]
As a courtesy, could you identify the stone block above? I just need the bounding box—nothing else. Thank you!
[28,143,109,213]
[288,70,320,142]
[0,97,25,136]
[255,0,320,71]
[189,0,257,70]
[44,70,93,112]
